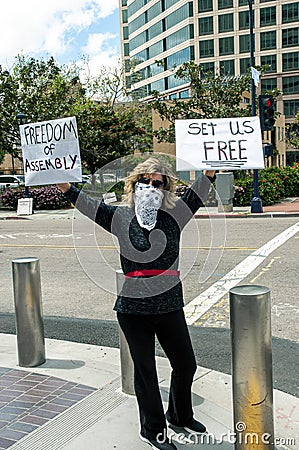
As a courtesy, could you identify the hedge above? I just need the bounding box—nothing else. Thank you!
[0,185,71,210]
[233,164,299,206]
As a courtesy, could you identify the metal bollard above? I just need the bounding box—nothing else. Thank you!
[116,269,135,395]
[12,258,45,367]
[230,285,274,449]
[216,172,234,213]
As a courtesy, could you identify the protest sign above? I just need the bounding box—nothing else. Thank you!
[175,116,264,171]
[20,117,82,186]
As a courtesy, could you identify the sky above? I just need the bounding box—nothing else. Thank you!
[0,0,121,76]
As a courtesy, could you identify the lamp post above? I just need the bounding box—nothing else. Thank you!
[16,112,30,198]
[249,0,263,213]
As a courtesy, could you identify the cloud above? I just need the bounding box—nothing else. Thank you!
[0,0,119,70]
[79,32,120,80]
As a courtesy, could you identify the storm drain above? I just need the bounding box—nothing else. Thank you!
[10,376,128,450]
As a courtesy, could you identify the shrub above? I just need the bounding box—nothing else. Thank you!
[0,186,71,210]
[233,164,299,206]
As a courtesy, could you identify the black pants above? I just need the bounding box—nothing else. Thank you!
[117,309,197,440]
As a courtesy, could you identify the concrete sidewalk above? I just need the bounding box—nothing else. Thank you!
[0,334,298,449]
[0,197,299,220]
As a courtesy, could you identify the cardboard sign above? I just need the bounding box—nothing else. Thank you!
[20,117,82,186]
[175,117,264,171]
[17,198,33,215]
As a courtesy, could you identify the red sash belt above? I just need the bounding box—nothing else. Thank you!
[125,269,180,278]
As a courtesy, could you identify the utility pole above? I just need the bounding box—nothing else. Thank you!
[249,0,263,213]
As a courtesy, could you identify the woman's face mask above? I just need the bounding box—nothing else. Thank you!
[134,182,164,231]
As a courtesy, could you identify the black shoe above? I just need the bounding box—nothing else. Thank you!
[139,433,177,450]
[181,417,206,434]
[166,412,206,434]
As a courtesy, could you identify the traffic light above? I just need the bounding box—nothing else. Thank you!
[263,143,273,158]
[259,95,275,131]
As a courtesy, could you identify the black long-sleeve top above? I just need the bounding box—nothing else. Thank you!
[64,173,214,315]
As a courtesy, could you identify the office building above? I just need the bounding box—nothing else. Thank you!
[119,0,299,127]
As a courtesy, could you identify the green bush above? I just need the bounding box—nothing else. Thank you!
[0,186,71,210]
[233,164,299,206]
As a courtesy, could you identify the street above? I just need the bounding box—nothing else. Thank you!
[0,212,298,395]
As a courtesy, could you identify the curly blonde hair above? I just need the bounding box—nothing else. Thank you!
[123,157,178,209]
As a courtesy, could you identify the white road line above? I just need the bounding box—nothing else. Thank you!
[184,221,299,325]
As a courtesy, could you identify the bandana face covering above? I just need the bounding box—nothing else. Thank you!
[134,182,164,231]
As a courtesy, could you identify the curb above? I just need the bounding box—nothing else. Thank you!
[194,212,299,219]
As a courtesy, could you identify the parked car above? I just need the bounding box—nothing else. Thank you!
[0,175,25,189]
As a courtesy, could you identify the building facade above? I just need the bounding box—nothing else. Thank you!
[119,0,299,127]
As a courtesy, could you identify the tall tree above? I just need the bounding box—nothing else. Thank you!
[0,55,84,165]
[0,56,152,170]
[151,61,253,143]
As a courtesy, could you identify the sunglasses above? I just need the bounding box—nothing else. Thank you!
[138,177,165,189]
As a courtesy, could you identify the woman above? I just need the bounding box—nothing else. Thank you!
[58,157,215,450]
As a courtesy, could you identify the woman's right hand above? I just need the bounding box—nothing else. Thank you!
[57,183,71,193]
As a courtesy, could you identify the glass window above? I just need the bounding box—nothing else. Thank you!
[124,59,131,72]
[148,61,165,77]
[238,0,247,5]
[130,31,147,52]
[148,21,163,40]
[167,74,187,89]
[282,3,299,24]
[131,49,149,64]
[282,52,299,71]
[218,0,233,10]
[261,78,277,92]
[122,0,127,5]
[239,34,250,53]
[165,0,178,8]
[124,42,130,56]
[122,9,128,23]
[219,36,234,56]
[260,31,276,50]
[199,16,213,35]
[240,57,250,73]
[123,26,129,40]
[148,40,164,58]
[260,7,276,27]
[135,67,147,81]
[128,13,146,34]
[219,13,233,33]
[128,0,147,17]
[200,39,214,58]
[282,28,299,47]
[126,75,132,88]
[220,59,235,75]
[166,25,194,48]
[179,90,190,98]
[150,78,165,92]
[167,47,194,69]
[201,61,215,74]
[284,100,299,117]
[166,3,193,30]
[198,0,213,12]
[132,84,151,98]
[169,93,177,99]
[147,1,162,22]
[283,76,299,94]
[260,54,277,72]
[239,11,250,30]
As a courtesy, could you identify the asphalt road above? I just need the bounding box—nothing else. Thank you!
[0,212,298,396]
